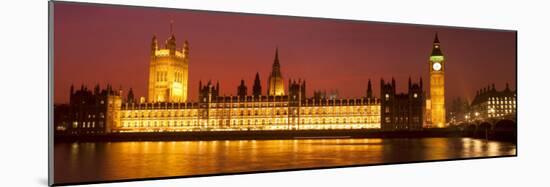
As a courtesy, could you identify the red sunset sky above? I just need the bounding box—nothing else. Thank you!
[53,2,516,104]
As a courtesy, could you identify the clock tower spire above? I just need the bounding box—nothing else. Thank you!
[428,32,446,127]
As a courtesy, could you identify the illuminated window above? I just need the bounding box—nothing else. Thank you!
[385,94,389,101]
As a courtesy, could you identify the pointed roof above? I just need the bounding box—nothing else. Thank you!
[271,47,282,77]
[430,33,443,56]
[253,72,262,96]
[254,72,261,83]
[274,47,280,66]
[367,79,372,90]
[366,79,373,98]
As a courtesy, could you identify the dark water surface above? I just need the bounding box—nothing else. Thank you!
[54,138,516,184]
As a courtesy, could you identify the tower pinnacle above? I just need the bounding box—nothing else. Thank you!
[367,79,373,99]
[268,47,285,96]
[431,32,443,56]
[274,47,279,64]
[253,72,262,97]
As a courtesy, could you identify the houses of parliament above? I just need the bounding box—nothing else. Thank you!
[57,27,448,134]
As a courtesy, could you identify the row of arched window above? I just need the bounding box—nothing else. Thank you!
[122,106,381,119]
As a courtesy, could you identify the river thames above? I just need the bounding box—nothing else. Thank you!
[54,137,516,184]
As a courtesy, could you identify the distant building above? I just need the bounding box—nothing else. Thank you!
[470,83,516,120]
[380,77,425,130]
[59,84,122,134]
[53,104,70,132]
[313,90,339,100]
[447,97,470,125]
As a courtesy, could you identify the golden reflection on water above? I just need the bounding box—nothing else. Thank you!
[54,138,516,184]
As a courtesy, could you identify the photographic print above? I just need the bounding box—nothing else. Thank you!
[50,1,517,185]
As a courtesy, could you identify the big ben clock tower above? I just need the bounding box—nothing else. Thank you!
[429,33,446,127]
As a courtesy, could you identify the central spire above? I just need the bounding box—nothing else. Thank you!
[267,47,285,96]
[271,47,282,77]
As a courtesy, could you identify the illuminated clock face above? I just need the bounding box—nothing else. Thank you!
[432,62,442,71]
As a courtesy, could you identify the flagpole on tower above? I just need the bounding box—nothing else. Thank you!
[170,20,174,34]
